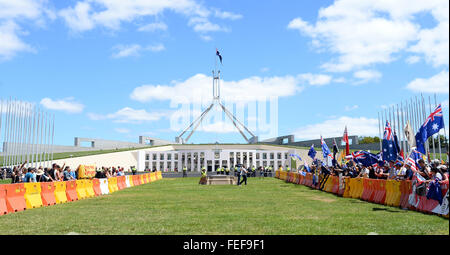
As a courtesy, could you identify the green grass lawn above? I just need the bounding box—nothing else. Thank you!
[0,177,448,235]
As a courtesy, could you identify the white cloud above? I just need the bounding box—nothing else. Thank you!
[345,105,359,111]
[138,22,167,32]
[199,34,212,41]
[112,43,165,58]
[114,128,130,134]
[0,0,50,60]
[0,21,33,60]
[40,97,84,113]
[297,73,332,86]
[59,0,237,37]
[112,44,142,58]
[353,69,382,84]
[287,0,449,72]
[130,73,305,104]
[214,10,242,20]
[146,43,165,52]
[406,55,421,64]
[293,116,379,140]
[406,69,449,93]
[88,107,166,123]
[260,67,270,73]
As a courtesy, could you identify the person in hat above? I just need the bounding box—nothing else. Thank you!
[36,167,45,182]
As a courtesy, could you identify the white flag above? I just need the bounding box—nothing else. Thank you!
[404,120,416,149]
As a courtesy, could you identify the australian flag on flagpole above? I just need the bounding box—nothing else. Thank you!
[382,120,398,162]
[415,104,444,154]
[308,144,316,160]
[216,48,223,64]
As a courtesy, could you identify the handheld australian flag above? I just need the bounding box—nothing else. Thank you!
[216,48,223,64]
[382,121,398,162]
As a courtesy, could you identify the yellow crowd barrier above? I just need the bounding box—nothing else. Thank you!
[108,177,118,193]
[84,179,95,198]
[54,181,67,204]
[76,180,87,200]
[276,170,448,218]
[24,183,43,209]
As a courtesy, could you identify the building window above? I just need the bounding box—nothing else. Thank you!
[256,153,260,160]
[167,153,172,160]
[277,153,281,159]
[175,153,178,160]
[145,154,150,161]
[270,153,274,160]
[285,153,288,159]
[263,153,267,159]
[152,154,157,160]
[160,154,164,160]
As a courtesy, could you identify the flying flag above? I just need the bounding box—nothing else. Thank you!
[406,148,423,171]
[321,136,333,166]
[415,104,444,155]
[289,153,302,161]
[216,48,223,64]
[393,130,401,155]
[382,121,398,162]
[308,144,316,159]
[349,151,379,167]
[342,126,350,156]
[404,120,416,148]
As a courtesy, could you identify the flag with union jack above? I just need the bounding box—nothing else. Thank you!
[415,104,444,154]
[382,121,398,162]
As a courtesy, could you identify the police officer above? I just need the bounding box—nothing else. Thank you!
[225,166,230,175]
[251,166,256,177]
[183,166,187,178]
[199,167,207,185]
[201,167,207,177]
[216,167,221,175]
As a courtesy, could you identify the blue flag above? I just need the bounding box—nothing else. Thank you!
[351,151,379,167]
[415,104,444,154]
[216,48,223,64]
[308,144,316,159]
[382,121,398,162]
[289,153,302,161]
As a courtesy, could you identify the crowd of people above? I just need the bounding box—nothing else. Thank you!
[288,153,449,192]
[3,161,136,184]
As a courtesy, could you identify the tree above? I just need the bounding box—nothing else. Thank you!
[359,136,380,144]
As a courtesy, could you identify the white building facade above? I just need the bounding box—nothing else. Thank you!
[136,144,305,172]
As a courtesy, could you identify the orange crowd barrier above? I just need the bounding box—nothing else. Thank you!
[65,180,78,201]
[40,182,56,206]
[5,183,27,213]
[0,185,8,215]
[92,178,101,196]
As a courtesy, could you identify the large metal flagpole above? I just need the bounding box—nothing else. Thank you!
[428,96,436,160]
[5,98,11,168]
[434,94,444,161]
[51,113,55,166]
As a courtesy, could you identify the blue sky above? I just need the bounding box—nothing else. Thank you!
[0,0,448,146]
